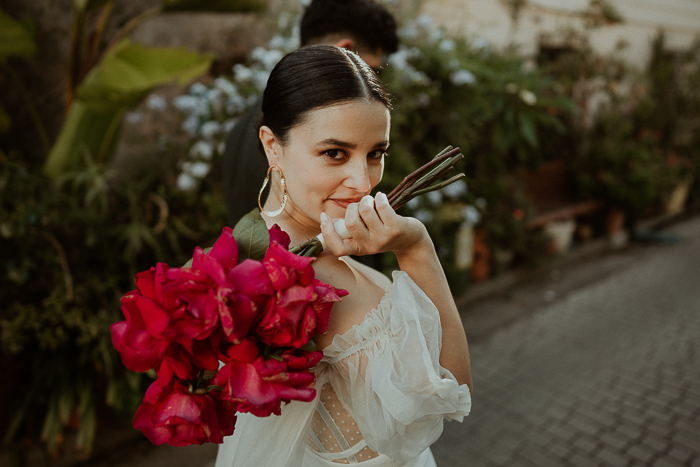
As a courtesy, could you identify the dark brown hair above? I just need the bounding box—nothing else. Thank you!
[261,45,391,146]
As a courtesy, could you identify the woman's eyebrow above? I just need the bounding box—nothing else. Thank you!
[318,139,390,149]
[319,138,356,149]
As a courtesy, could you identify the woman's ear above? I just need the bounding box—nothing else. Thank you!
[259,125,280,166]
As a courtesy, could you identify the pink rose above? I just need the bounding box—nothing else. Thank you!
[133,379,237,446]
[213,339,321,417]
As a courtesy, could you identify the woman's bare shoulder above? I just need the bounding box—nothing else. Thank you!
[312,255,390,349]
[342,256,392,290]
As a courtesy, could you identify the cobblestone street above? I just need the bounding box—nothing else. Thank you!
[433,215,700,466]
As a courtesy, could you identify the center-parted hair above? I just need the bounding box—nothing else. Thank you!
[261,45,391,146]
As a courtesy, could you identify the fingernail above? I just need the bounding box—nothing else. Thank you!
[320,212,328,225]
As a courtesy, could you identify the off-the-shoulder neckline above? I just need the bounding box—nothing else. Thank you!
[321,271,415,360]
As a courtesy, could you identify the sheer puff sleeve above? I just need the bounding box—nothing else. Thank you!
[317,270,471,462]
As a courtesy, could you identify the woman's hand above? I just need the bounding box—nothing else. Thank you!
[319,192,428,258]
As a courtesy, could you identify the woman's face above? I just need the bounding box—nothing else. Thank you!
[264,99,390,232]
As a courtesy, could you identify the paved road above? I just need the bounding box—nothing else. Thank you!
[433,215,700,466]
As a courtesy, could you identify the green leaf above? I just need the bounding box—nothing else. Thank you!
[232,208,269,261]
[76,405,96,455]
[58,387,74,425]
[301,340,317,352]
[44,40,214,178]
[161,0,265,13]
[0,9,36,61]
[518,113,538,147]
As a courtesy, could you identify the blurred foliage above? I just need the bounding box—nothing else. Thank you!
[0,0,261,462]
[44,41,215,178]
[378,20,576,273]
[546,32,700,221]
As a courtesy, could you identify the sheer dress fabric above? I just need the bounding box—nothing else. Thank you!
[214,271,471,467]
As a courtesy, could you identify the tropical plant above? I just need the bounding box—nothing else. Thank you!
[0,0,264,462]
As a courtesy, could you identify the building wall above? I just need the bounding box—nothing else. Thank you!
[420,0,700,67]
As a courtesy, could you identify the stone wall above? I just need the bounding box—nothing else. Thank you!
[420,0,700,67]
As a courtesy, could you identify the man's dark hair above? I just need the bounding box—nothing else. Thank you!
[300,0,399,54]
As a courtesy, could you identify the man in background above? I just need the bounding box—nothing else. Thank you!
[223,0,399,228]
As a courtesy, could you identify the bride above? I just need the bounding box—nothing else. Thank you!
[215,45,472,467]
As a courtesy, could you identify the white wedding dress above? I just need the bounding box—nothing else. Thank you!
[214,271,471,467]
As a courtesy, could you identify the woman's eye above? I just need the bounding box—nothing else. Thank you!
[324,149,345,160]
[369,150,387,160]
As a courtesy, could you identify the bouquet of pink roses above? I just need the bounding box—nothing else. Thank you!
[111,220,347,446]
[111,146,464,447]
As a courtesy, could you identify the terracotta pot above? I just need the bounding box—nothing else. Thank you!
[470,229,490,282]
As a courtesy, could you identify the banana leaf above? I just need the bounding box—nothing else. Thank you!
[72,0,112,12]
[44,40,215,178]
[0,8,36,60]
[161,0,265,13]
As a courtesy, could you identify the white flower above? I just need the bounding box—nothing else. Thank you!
[205,87,223,104]
[399,25,419,40]
[427,190,443,206]
[277,12,292,30]
[182,116,200,136]
[146,94,167,111]
[475,197,488,209]
[388,49,409,69]
[406,198,420,210]
[463,205,481,226]
[472,38,488,50]
[519,89,537,106]
[190,140,214,160]
[172,95,199,112]
[189,82,208,96]
[269,34,298,51]
[226,93,246,115]
[176,173,197,191]
[182,161,211,178]
[442,179,468,199]
[214,77,237,96]
[253,70,271,92]
[199,121,221,140]
[251,47,284,71]
[416,14,433,29]
[451,69,476,86]
[233,64,254,82]
[413,209,434,224]
[439,39,455,53]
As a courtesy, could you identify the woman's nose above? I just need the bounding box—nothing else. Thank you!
[344,158,371,193]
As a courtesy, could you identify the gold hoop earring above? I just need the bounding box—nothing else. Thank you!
[258,165,288,217]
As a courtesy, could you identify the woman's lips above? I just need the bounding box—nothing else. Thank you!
[330,198,363,209]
